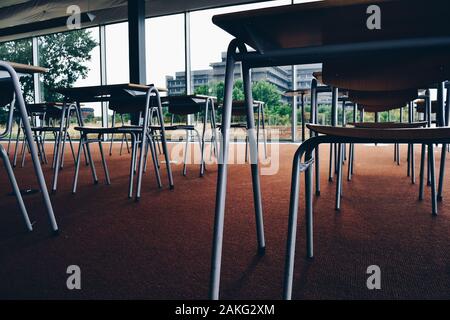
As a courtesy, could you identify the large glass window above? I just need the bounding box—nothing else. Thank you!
[0,38,33,134]
[146,14,185,92]
[190,0,292,140]
[106,22,129,85]
[38,27,100,130]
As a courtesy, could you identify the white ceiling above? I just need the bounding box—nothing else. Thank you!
[0,0,275,42]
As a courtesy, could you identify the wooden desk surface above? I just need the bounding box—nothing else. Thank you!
[7,62,48,74]
[161,94,217,104]
[213,0,450,52]
[55,84,167,103]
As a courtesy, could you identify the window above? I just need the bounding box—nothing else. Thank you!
[146,14,185,93]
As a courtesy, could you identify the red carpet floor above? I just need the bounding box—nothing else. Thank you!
[0,142,449,300]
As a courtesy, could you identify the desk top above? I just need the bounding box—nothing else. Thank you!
[55,84,167,103]
[7,62,48,74]
[0,61,48,79]
[162,94,216,104]
[213,0,450,52]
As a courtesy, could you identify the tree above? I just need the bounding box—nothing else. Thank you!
[0,29,98,103]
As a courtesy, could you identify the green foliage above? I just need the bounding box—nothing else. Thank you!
[38,30,98,102]
[0,29,97,103]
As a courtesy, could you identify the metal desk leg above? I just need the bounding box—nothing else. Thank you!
[310,80,320,196]
[109,111,116,156]
[157,97,174,189]
[1,145,33,231]
[283,149,307,300]
[210,40,238,300]
[51,103,68,192]
[5,63,58,232]
[437,144,447,202]
[243,63,266,255]
[429,144,437,216]
[419,144,426,201]
[335,143,343,211]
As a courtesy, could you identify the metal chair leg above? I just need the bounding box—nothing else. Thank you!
[335,143,343,211]
[328,143,334,182]
[147,132,162,188]
[419,144,426,201]
[72,139,84,194]
[128,133,138,198]
[1,145,33,231]
[437,144,447,202]
[12,121,21,167]
[85,139,99,184]
[109,111,116,156]
[183,130,190,176]
[411,144,416,184]
[210,41,238,300]
[428,144,437,215]
[98,137,111,185]
[283,149,311,300]
[348,143,353,181]
[243,63,265,255]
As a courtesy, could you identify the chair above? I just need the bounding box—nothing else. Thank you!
[162,95,217,177]
[218,100,267,162]
[72,86,173,200]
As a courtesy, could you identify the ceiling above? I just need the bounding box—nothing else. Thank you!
[0,0,277,42]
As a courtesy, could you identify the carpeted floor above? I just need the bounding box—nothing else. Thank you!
[0,142,449,300]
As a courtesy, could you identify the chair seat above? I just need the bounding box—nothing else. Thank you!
[31,126,62,132]
[349,89,418,108]
[161,125,195,131]
[307,124,450,142]
[349,122,427,129]
[416,100,438,113]
[74,127,121,134]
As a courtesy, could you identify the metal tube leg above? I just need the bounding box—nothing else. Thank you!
[348,143,353,181]
[72,139,84,194]
[429,144,437,215]
[328,143,334,182]
[261,105,268,159]
[156,103,174,189]
[411,144,416,184]
[315,146,320,196]
[407,144,411,176]
[7,126,13,156]
[148,133,162,188]
[98,138,111,185]
[419,144,426,201]
[243,62,265,255]
[128,134,138,198]
[210,40,238,300]
[20,135,27,168]
[335,144,343,211]
[437,144,447,202]
[183,130,190,176]
[67,134,76,164]
[12,122,21,167]
[1,145,33,231]
[85,140,98,184]
[283,150,306,300]
[8,63,58,232]
[109,111,116,156]
[52,104,66,192]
